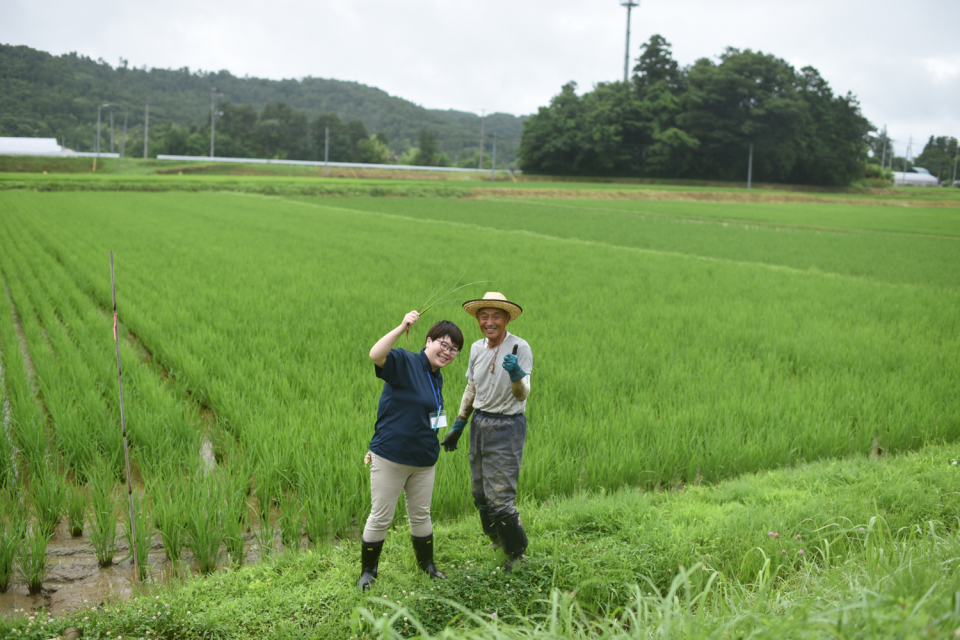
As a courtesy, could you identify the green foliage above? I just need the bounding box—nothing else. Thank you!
[66,481,86,537]
[914,135,959,182]
[122,493,152,581]
[31,463,66,536]
[0,43,523,165]
[520,35,872,185]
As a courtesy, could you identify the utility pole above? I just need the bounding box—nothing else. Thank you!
[143,101,149,159]
[491,134,497,182]
[747,143,753,190]
[621,0,639,82]
[952,137,959,187]
[210,88,220,158]
[478,109,485,170]
[324,126,330,177]
[879,126,887,171]
[109,105,115,153]
[120,109,128,158]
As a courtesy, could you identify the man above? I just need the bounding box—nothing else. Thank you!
[441,292,532,571]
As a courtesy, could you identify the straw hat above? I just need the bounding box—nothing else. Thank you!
[463,292,523,321]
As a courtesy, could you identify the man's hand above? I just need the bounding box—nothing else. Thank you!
[441,417,468,452]
[502,353,527,382]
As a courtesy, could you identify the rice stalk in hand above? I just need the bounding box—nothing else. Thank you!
[66,482,86,537]
[32,465,66,536]
[278,491,303,552]
[88,459,118,567]
[405,271,490,344]
[123,493,151,581]
[17,525,50,595]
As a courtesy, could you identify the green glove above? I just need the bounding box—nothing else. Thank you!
[502,353,527,382]
[442,417,468,452]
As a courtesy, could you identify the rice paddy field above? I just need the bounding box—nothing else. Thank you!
[0,176,959,634]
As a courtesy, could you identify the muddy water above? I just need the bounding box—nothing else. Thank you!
[0,520,172,619]
[1,518,311,619]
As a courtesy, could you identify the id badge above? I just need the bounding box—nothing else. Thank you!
[430,410,447,431]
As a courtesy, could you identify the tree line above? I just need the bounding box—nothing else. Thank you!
[519,35,876,186]
[0,44,523,167]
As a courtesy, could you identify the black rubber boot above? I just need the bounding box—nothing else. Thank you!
[479,510,501,550]
[495,513,528,573]
[411,533,446,579]
[357,538,384,591]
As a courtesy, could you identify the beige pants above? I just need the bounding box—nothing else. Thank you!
[362,452,435,542]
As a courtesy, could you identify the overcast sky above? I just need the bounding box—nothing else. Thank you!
[3,0,958,157]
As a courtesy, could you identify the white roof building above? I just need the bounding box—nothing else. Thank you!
[0,136,119,158]
[0,137,64,155]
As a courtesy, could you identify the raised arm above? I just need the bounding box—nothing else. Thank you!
[369,310,419,368]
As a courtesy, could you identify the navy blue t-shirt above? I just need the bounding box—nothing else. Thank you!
[369,348,442,467]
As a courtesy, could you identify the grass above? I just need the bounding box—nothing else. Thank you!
[2,442,959,638]
[16,524,50,595]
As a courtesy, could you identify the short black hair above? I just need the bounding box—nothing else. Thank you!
[426,320,464,352]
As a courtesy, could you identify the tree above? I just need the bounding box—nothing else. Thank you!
[915,136,958,182]
[632,34,684,97]
[417,128,439,166]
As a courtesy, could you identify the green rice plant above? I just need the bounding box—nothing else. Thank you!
[149,478,186,564]
[301,473,328,545]
[0,491,26,593]
[30,464,66,536]
[66,482,86,537]
[185,472,223,574]
[16,524,50,595]
[88,458,119,567]
[277,490,302,552]
[222,469,250,567]
[122,493,152,581]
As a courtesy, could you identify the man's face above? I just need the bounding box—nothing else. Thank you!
[476,308,510,344]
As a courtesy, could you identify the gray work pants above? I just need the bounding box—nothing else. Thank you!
[468,410,526,525]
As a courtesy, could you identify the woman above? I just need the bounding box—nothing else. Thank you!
[358,309,464,591]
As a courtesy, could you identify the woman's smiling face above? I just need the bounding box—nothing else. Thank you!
[425,335,459,369]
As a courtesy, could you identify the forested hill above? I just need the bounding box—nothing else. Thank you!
[0,44,524,165]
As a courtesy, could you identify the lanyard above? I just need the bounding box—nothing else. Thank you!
[426,368,442,414]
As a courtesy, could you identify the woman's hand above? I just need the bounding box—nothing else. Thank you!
[370,310,421,367]
[401,310,420,330]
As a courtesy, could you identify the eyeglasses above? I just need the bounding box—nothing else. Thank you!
[436,340,460,356]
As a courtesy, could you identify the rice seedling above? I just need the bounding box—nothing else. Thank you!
[148,479,186,564]
[0,491,26,593]
[31,464,66,536]
[16,524,50,595]
[221,469,250,567]
[278,490,303,552]
[88,458,119,567]
[185,472,224,574]
[66,482,86,537]
[122,492,152,581]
